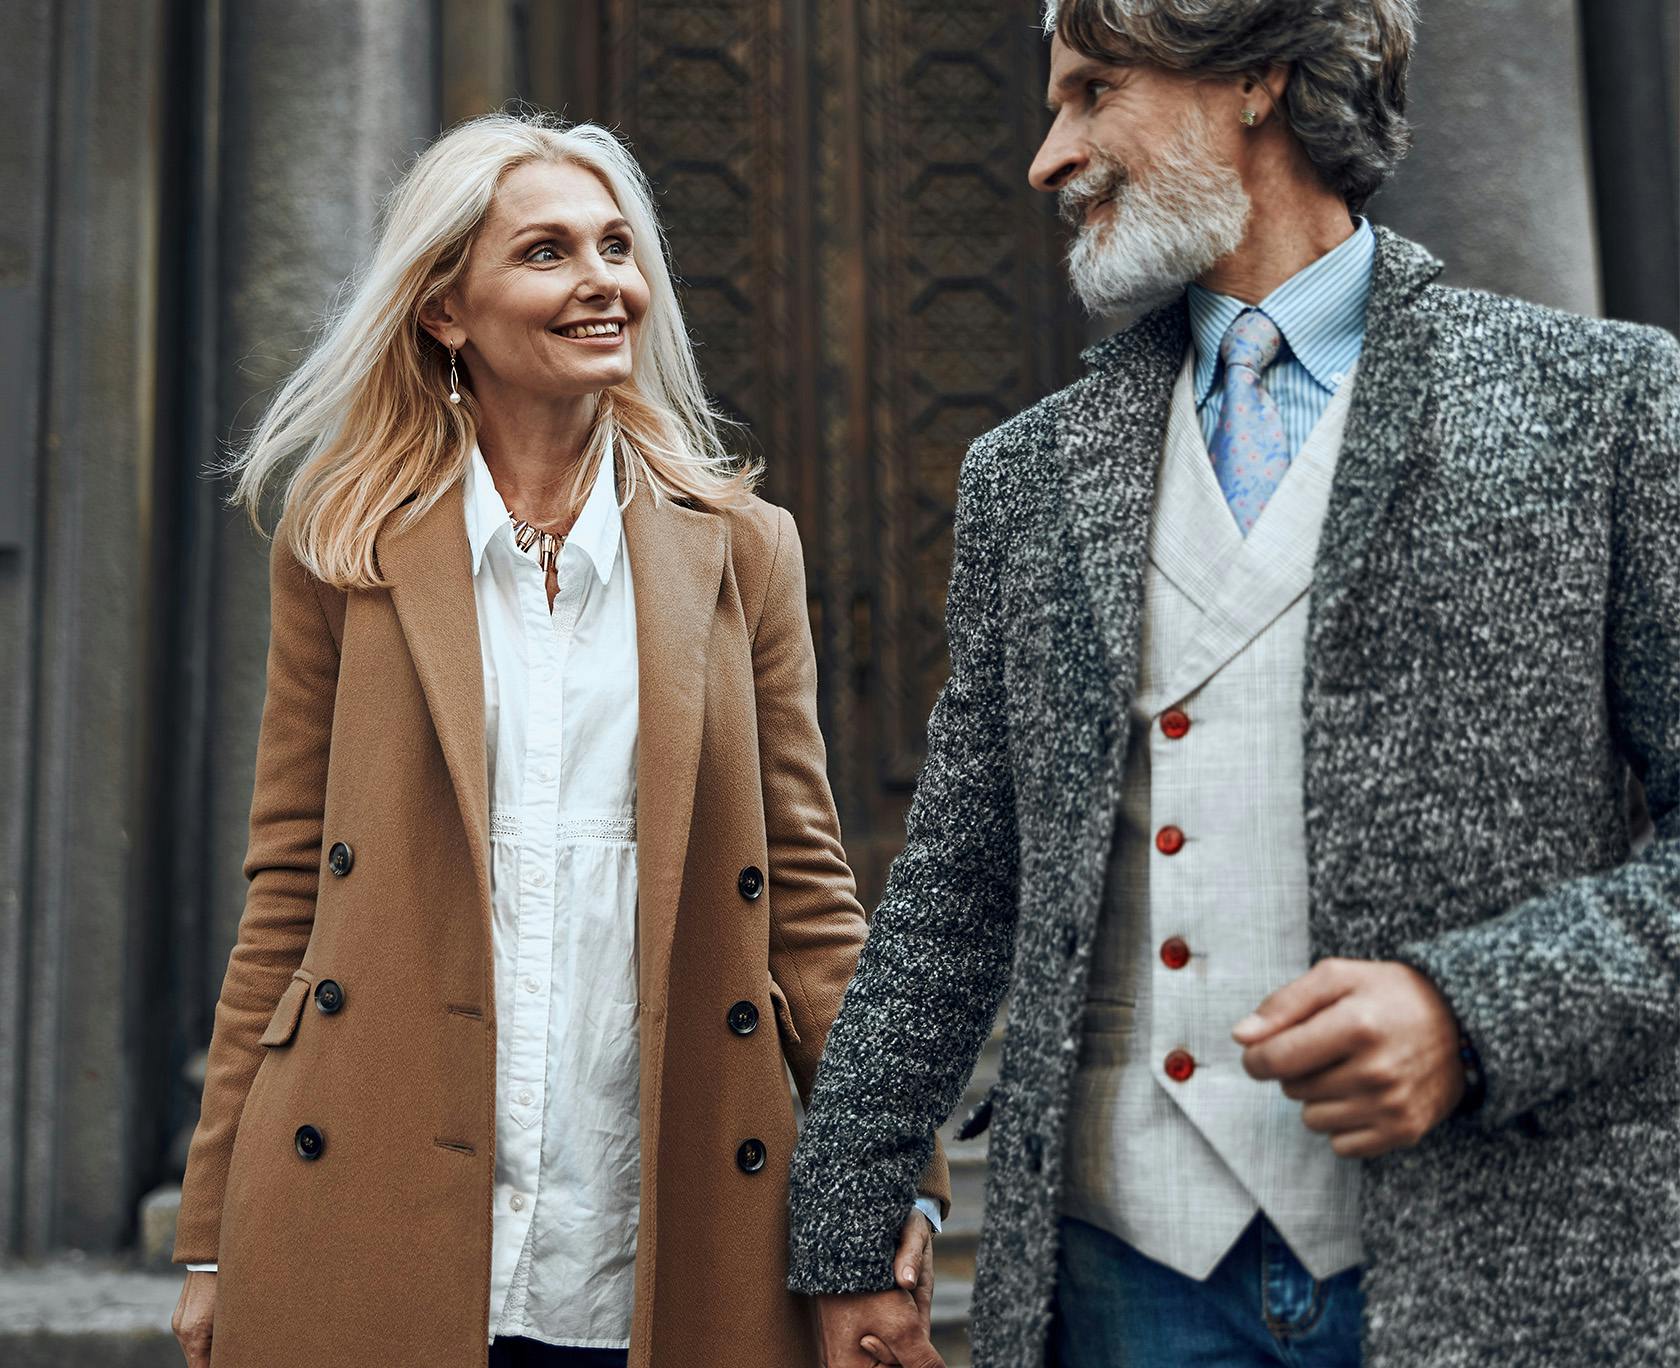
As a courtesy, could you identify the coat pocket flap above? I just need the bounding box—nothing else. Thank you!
[767,979,802,1048]
[258,973,312,1048]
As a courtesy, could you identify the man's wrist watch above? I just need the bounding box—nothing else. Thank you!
[1455,1030,1487,1117]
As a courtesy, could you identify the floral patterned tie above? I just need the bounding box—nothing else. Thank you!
[1208,309,1289,536]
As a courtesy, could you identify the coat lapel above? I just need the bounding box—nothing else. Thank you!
[621,482,725,1011]
[1060,300,1190,709]
[375,482,493,940]
[1310,227,1445,652]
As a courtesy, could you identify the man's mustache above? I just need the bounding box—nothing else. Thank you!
[1058,158,1129,228]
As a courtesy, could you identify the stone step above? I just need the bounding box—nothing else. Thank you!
[0,1260,182,1368]
[930,1274,974,1367]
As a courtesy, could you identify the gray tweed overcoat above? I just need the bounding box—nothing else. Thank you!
[786,226,1680,1366]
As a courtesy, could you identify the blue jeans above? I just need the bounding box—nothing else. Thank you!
[1052,1215,1364,1367]
[487,1339,628,1367]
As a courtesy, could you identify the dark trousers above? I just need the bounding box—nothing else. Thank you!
[488,1337,629,1367]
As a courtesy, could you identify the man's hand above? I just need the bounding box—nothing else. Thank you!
[815,1210,944,1367]
[172,1270,216,1367]
[1234,958,1466,1159]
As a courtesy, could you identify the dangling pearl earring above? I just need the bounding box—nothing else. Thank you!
[448,345,462,405]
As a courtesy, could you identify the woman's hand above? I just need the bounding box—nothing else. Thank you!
[172,1270,216,1367]
[815,1209,943,1367]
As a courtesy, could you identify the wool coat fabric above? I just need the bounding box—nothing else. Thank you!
[786,227,1680,1366]
[174,473,949,1367]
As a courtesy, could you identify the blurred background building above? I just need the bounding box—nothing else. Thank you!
[1,0,1675,1361]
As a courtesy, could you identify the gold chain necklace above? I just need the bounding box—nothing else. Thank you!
[508,512,567,573]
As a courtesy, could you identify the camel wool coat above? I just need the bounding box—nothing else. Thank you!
[174,470,949,1367]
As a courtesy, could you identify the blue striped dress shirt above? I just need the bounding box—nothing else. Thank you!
[1188,216,1376,458]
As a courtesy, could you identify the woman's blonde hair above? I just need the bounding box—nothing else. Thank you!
[220,110,760,588]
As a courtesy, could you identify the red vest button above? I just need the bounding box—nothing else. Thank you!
[1155,825,1185,856]
[1164,1049,1196,1083]
[1160,936,1191,970]
[1161,708,1191,739]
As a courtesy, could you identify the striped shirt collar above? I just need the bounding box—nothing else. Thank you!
[464,434,622,585]
[1187,215,1376,405]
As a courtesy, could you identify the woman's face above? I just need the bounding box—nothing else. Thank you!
[436,159,651,401]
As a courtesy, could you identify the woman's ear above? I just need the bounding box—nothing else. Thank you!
[417,294,460,349]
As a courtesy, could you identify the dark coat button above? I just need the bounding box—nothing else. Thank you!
[294,1124,324,1160]
[1160,937,1191,970]
[314,979,345,1014]
[737,865,764,901]
[736,1138,766,1173]
[728,1001,759,1035]
[327,842,353,877]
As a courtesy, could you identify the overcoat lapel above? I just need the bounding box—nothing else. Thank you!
[376,483,494,945]
[621,482,725,1012]
[1059,300,1190,707]
[1309,227,1445,648]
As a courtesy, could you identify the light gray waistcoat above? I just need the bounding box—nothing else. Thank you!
[1060,353,1364,1280]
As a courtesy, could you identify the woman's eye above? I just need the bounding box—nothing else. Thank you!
[529,245,561,263]
[604,238,631,258]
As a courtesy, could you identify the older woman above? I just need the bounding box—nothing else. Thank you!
[168,113,946,1368]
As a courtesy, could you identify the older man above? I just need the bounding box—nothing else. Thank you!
[788,2,1680,1366]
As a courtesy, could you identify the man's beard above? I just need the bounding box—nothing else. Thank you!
[1059,110,1252,314]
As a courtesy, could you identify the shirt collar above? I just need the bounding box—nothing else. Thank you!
[463,435,623,586]
[1187,215,1376,406]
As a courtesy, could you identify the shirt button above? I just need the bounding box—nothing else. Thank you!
[1155,825,1186,856]
[531,868,549,887]
[1165,1049,1196,1083]
[1160,936,1191,970]
[510,1194,526,1212]
[1160,708,1191,740]
[522,976,538,993]
[517,1088,534,1106]
[538,766,554,783]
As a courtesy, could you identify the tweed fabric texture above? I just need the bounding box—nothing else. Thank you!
[786,227,1680,1366]
[1060,354,1362,1282]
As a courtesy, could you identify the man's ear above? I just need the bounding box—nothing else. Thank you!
[1246,62,1290,123]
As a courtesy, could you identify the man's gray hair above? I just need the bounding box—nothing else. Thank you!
[1042,0,1417,212]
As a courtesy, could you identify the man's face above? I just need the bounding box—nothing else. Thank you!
[1031,35,1253,312]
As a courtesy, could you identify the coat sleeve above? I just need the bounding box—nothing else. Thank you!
[786,436,1021,1294]
[753,504,951,1220]
[1399,326,1680,1127]
[173,522,341,1263]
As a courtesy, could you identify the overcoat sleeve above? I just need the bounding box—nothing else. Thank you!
[1400,327,1680,1127]
[752,505,950,1217]
[174,522,343,1263]
[785,437,1022,1294]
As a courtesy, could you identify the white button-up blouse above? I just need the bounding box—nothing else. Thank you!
[464,438,641,1350]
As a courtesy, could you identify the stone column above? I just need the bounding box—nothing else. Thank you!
[1373,0,1602,314]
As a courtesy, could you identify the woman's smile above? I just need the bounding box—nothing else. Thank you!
[549,317,627,348]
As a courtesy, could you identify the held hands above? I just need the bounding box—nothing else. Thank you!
[172,1270,216,1367]
[815,1208,944,1368]
[1235,958,1466,1159]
